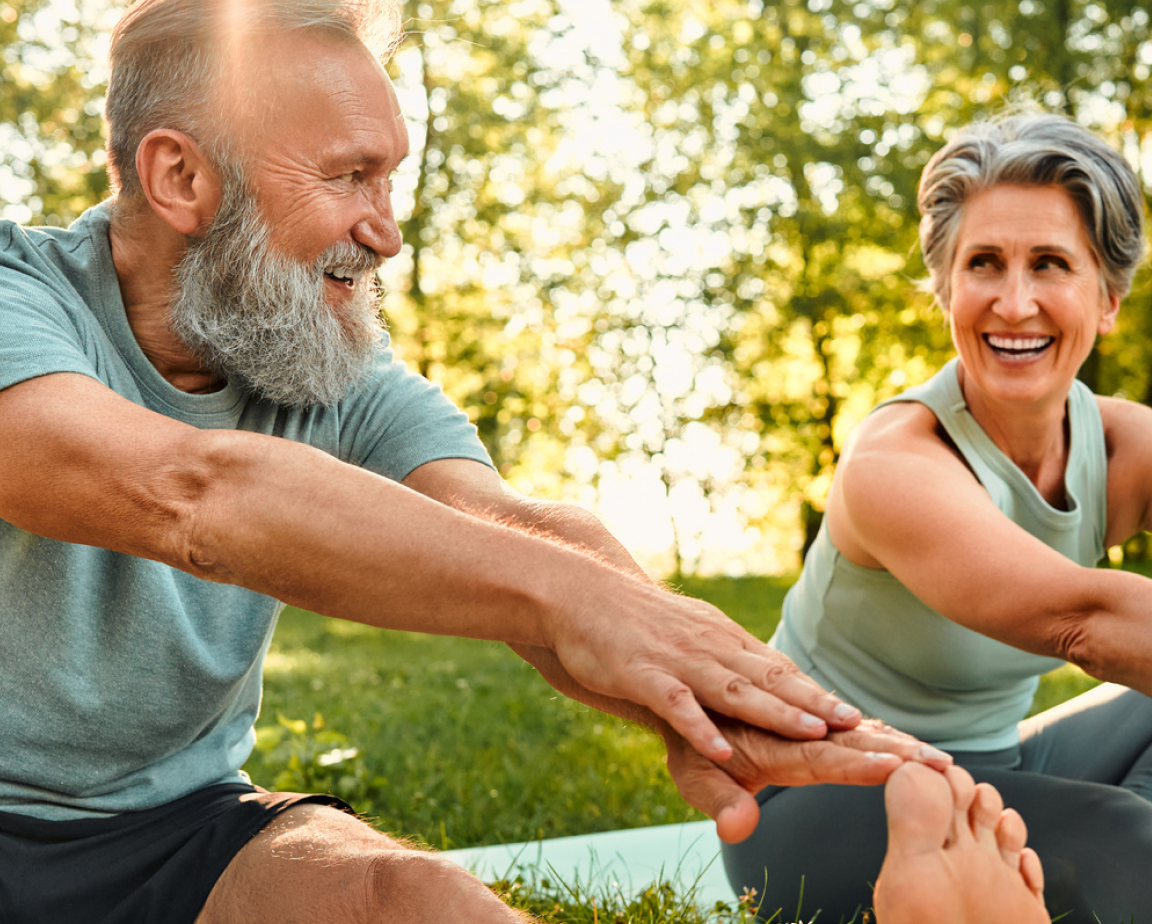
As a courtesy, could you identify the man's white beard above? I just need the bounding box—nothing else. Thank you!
[170,178,385,408]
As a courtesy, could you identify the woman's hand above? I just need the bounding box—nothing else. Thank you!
[663,718,952,844]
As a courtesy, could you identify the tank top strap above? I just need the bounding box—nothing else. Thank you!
[878,358,1004,497]
[878,357,1107,565]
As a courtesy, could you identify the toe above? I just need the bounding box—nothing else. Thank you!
[969,782,1005,850]
[994,807,1028,869]
[1020,846,1046,903]
[884,762,953,857]
[943,765,977,846]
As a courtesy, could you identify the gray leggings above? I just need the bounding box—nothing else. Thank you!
[721,684,1152,924]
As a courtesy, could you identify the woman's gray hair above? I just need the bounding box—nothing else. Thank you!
[105,0,403,200]
[917,111,1146,310]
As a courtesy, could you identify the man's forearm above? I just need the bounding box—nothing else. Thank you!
[0,374,881,765]
[186,431,612,648]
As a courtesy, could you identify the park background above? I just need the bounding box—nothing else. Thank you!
[3,1,1151,918]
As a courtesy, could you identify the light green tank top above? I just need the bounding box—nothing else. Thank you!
[772,358,1107,751]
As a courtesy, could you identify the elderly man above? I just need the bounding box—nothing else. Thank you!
[0,1,1049,922]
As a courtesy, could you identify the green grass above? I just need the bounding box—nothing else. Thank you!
[489,875,765,924]
[242,571,1105,922]
[243,574,797,849]
[244,610,700,849]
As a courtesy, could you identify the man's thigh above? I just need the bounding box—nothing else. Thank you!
[195,804,530,924]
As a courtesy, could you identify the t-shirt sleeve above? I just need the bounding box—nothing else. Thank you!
[338,341,494,482]
[0,224,99,393]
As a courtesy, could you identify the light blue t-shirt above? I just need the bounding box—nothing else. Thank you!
[773,359,1106,751]
[0,203,494,819]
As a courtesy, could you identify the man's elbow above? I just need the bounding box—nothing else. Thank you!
[162,429,265,584]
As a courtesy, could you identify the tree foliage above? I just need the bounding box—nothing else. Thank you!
[5,0,1152,573]
[1,0,114,223]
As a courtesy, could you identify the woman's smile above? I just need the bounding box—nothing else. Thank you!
[982,333,1056,361]
[947,183,1120,412]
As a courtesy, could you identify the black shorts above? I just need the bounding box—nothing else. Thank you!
[0,783,352,924]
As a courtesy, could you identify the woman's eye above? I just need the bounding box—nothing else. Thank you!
[1036,255,1069,271]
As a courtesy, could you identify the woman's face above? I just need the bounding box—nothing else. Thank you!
[947,183,1120,409]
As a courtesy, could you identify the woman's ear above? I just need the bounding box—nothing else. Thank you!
[1099,291,1121,336]
[135,129,222,236]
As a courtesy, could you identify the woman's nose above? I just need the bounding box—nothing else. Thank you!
[993,270,1040,322]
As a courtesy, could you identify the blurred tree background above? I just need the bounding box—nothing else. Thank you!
[4,0,1151,575]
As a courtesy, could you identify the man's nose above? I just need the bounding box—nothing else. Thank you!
[352,182,402,259]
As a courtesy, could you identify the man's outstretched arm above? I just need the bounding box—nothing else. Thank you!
[1,372,860,763]
[402,457,953,842]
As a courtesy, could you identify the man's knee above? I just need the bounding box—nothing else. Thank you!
[199,803,529,924]
[362,849,529,923]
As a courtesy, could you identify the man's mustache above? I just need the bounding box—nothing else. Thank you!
[316,240,383,278]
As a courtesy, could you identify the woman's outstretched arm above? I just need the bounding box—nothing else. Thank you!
[826,398,1152,693]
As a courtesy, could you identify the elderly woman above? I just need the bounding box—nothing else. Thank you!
[722,111,1152,924]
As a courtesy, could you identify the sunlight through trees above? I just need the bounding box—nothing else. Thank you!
[5,0,1151,573]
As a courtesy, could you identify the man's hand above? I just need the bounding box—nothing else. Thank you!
[664,718,953,843]
[510,641,952,843]
[405,460,867,763]
[545,577,866,763]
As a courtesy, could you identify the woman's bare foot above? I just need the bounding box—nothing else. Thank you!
[873,763,1048,924]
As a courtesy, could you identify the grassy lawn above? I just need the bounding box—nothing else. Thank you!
[243,575,796,850]
[242,571,1106,922]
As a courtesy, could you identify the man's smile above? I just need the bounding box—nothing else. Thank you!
[323,269,359,290]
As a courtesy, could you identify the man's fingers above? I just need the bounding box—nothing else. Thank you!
[769,739,904,787]
[722,649,863,730]
[638,654,862,749]
[686,668,832,742]
[639,665,858,762]
[553,590,866,748]
[641,672,734,761]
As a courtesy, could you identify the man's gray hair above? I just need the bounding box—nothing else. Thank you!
[917,111,1146,310]
[105,0,403,200]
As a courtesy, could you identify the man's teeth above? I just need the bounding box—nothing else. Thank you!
[325,270,356,284]
[985,334,1054,354]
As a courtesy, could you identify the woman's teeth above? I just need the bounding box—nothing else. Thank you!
[984,334,1054,356]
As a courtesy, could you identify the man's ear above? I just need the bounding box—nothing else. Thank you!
[135,129,222,235]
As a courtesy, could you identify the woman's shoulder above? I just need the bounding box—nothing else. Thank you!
[1097,394,1152,545]
[847,399,948,460]
[1097,392,1152,425]
[828,395,990,571]
[1097,394,1152,464]
[832,401,971,527]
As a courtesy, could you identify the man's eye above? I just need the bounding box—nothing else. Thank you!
[337,173,356,183]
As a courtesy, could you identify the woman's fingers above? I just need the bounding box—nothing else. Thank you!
[826,721,953,770]
[663,735,762,844]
